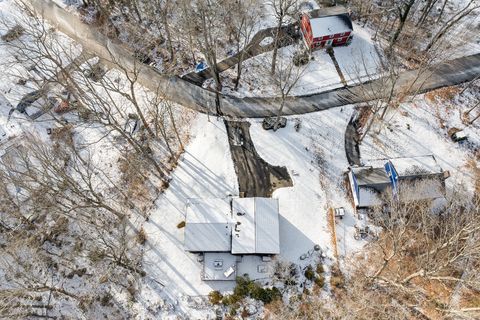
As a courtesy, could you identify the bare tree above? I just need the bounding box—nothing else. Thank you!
[178,0,228,115]
[229,0,260,90]
[361,186,480,317]
[0,133,144,318]
[388,0,418,51]
[424,0,480,52]
[268,0,297,75]
[265,187,480,320]
[269,46,306,130]
[1,4,187,180]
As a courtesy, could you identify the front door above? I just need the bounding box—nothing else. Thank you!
[326,39,333,47]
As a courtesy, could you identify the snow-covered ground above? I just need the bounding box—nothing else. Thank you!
[249,108,365,261]
[361,89,480,196]
[139,107,370,318]
[424,0,480,58]
[139,115,238,319]
[223,22,382,97]
[1,0,479,319]
[336,23,384,84]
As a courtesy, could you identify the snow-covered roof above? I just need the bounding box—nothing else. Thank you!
[231,198,255,253]
[310,15,353,38]
[389,155,443,177]
[399,178,445,201]
[349,155,446,208]
[357,187,384,208]
[308,6,349,19]
[185,198,231,223]
[231,198,280,255]
[351,166,391,186]
[184,199,232,252]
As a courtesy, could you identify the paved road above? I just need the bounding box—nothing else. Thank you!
[218,53,480,117]
[224,120,292,197]
[27,0,480,119]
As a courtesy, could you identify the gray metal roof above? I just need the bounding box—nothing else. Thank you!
[231,198,256,254]
[184,223,231,252]
[352,166,391,186]
[184,197,280,254]
[185,198,232,252]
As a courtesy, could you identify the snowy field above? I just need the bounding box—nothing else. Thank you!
[249,108,365,261]
[335,23,383,84]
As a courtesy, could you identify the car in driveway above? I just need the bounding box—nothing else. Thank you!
[16,90,44,114]
[16,90,62,119]
[262,116,287,131]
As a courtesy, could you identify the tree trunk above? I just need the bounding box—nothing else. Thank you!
[271,17,283,75]
[389,0,416,50]
[437,0,449,23]
[273,96,286,131]
[162,0,174,61]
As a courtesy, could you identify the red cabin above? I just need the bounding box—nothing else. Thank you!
[300,13,353,51]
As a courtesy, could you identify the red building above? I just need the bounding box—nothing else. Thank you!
[300,13,353,51]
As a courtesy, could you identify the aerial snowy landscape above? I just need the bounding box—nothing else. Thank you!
[0,0,479,319]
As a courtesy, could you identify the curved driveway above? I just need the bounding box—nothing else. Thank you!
[27,0,480,119]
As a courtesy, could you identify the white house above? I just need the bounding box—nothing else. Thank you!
[184,197,280,281]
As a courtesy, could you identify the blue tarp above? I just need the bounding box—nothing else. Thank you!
[195,61,207,72]
[385,161,399,198]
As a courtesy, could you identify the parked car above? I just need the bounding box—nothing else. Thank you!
[262,117,287,131]
[450,130,467,142]
[334,207,345,219]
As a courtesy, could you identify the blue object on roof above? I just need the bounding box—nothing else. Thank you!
[384,161,399,199]
[195,61,207,72]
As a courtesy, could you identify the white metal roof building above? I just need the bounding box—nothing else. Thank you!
[184,197,280,255]
[231,197,280,255]
[184,197,280,281]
